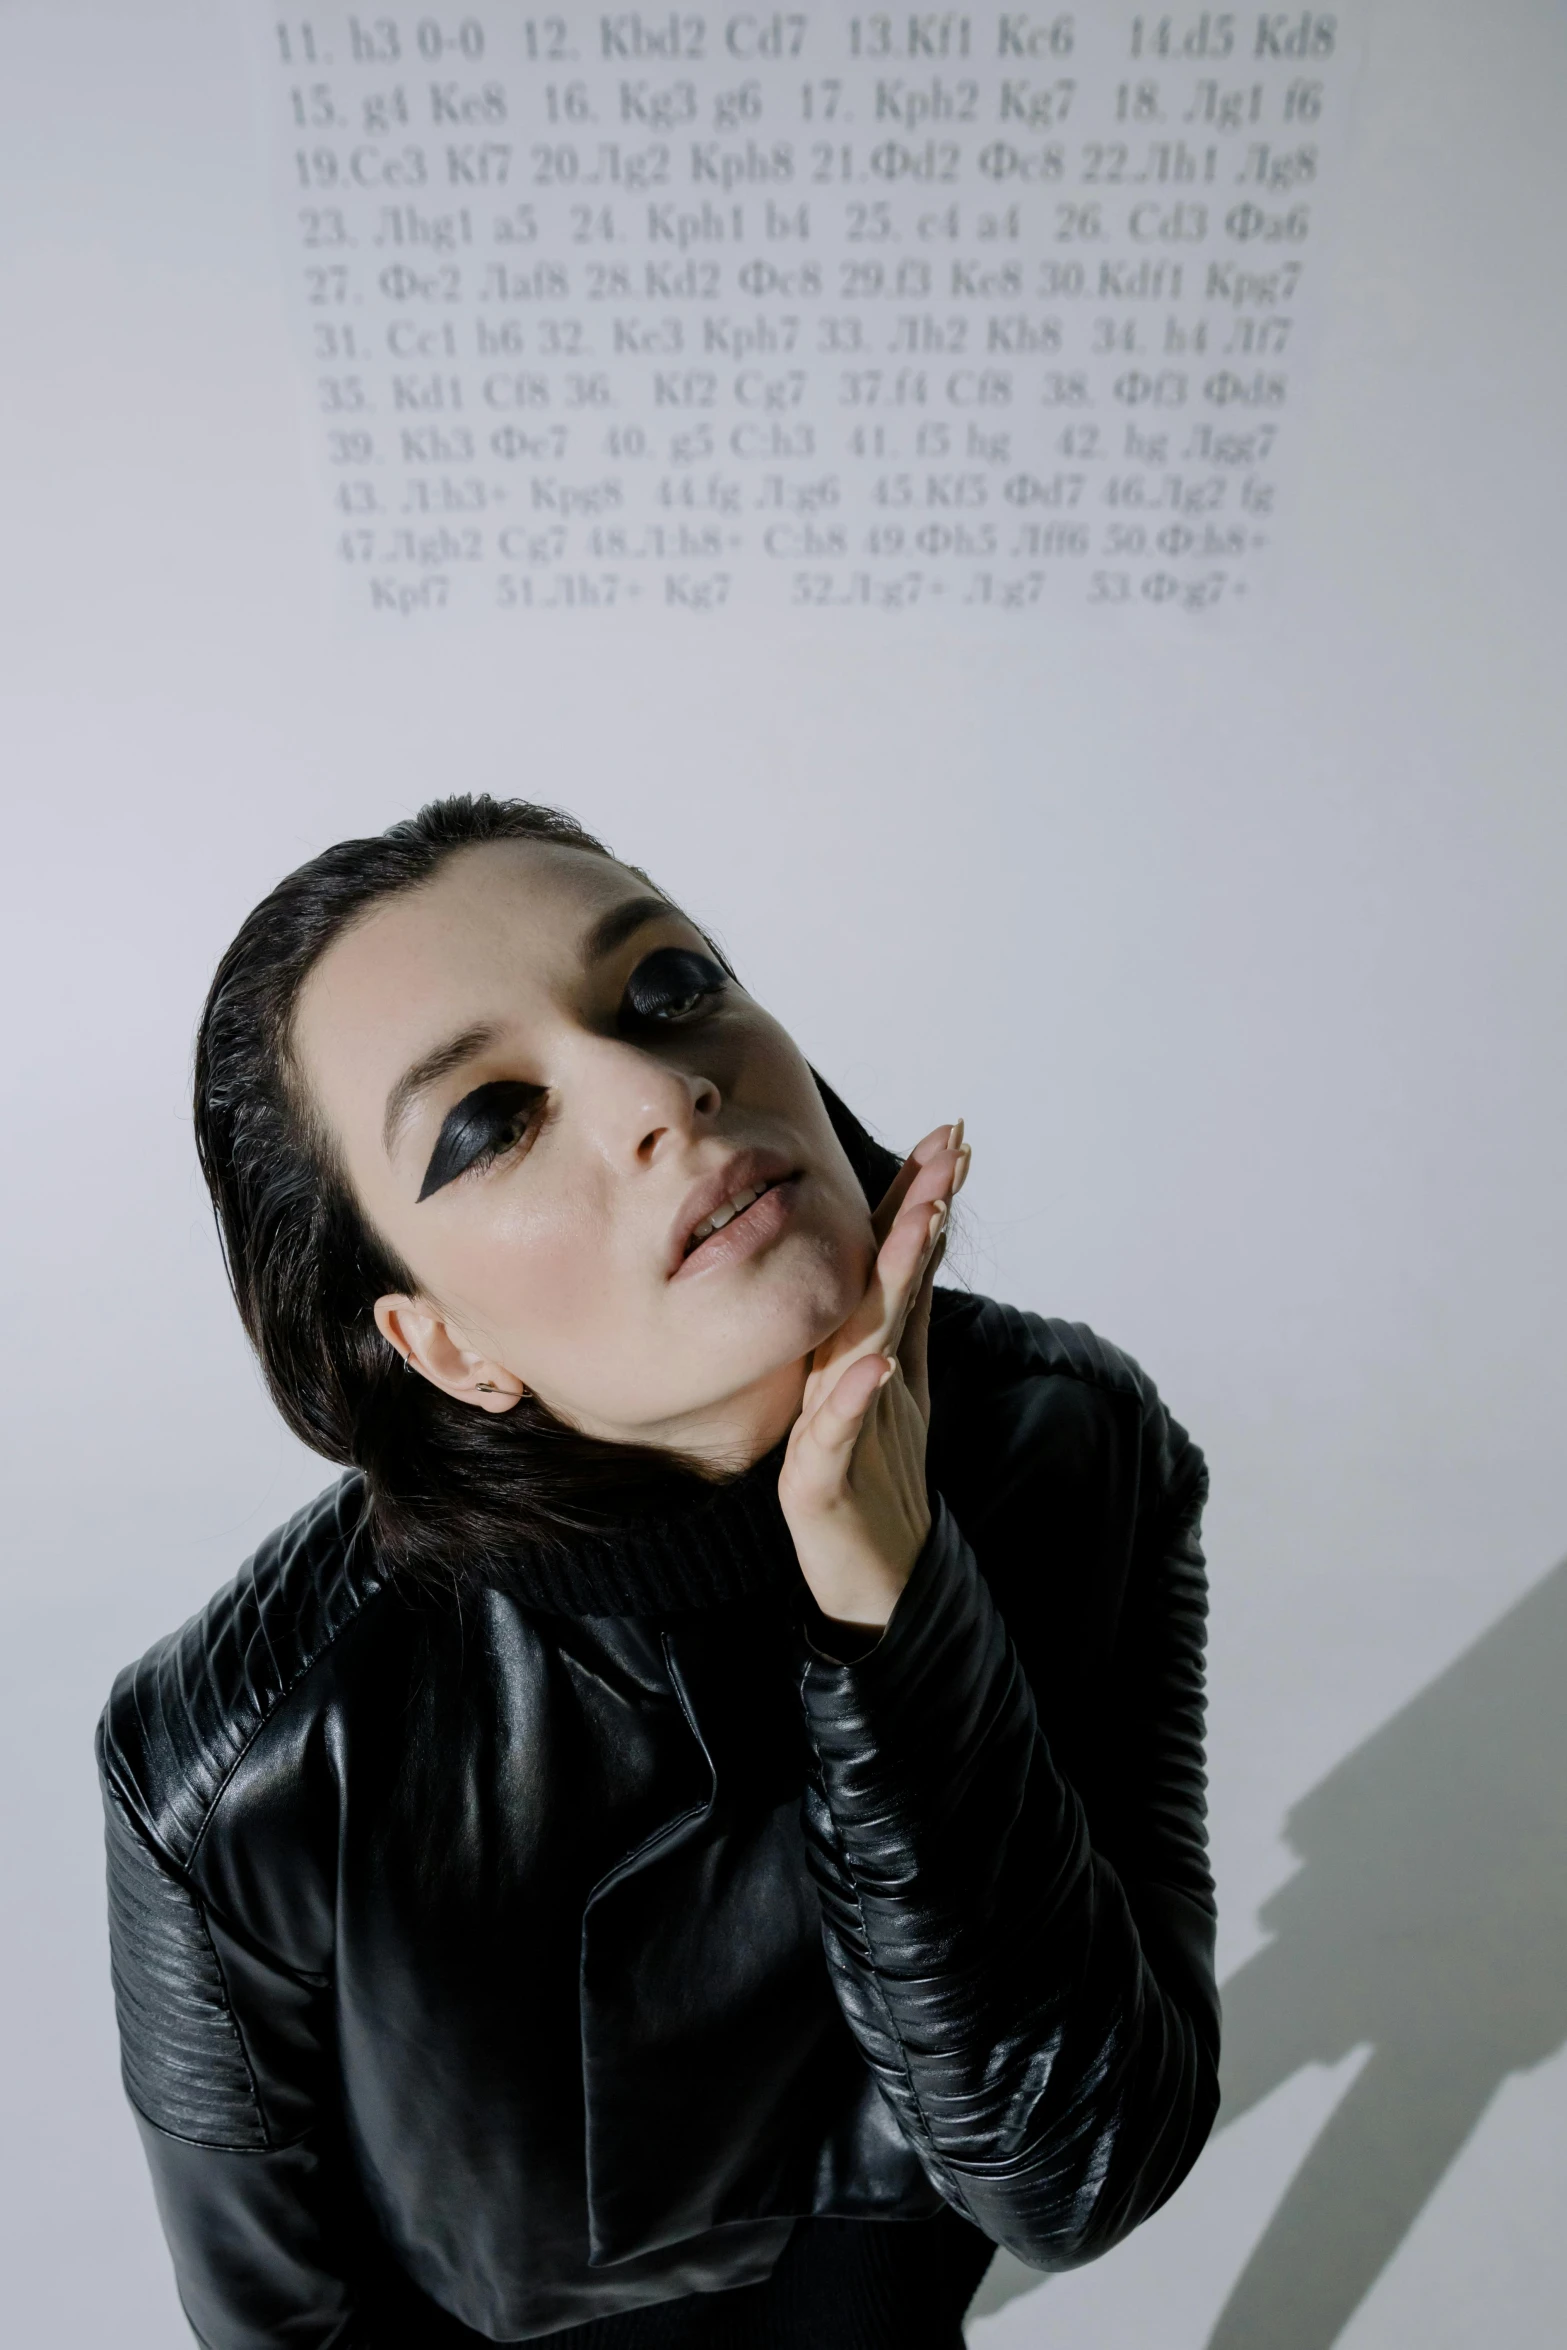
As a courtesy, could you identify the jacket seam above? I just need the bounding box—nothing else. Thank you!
[1123,1443,1207,1626]
[801,1642,966,2210]
[822,1807,972,2219]
[585,1800,709,1909]
[198,1898,274,2152]
[182,1570,387,1874]
[127,2097,314,2156]
[813,1776,937,2138]
[109,1782,277,2151]
[113,1793,335,2001]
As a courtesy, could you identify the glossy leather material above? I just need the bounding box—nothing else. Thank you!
[98,1295,1219,2346]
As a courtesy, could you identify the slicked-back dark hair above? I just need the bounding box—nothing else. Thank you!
[193,794,897,1586]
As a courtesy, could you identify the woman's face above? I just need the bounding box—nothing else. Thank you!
[292,841,875,1464]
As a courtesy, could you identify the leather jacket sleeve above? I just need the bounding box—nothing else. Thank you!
[797,1347,1219,2270]
[99,1763,364,2350]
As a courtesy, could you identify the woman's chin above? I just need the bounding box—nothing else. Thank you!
[743,1234,866,1357]
[561,1220,871,1452]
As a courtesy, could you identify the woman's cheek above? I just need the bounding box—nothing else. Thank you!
[443,1205,612,1372]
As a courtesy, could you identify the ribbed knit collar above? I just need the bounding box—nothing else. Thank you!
[499,1435,800,1617]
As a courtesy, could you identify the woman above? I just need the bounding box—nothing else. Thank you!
[99,796,1219,2349]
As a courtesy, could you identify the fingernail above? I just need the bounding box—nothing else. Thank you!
[954,1143,972,1194]
[948,1118,964,1151]
[928,1202,948,1247]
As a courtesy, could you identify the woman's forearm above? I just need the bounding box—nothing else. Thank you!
[798,1502,1219,2269]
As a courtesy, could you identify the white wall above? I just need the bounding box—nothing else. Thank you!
[1,3,1564,2344]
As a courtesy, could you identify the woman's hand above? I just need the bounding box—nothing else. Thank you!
[778,1123,970,1631]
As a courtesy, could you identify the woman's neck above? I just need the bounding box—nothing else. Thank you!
[557,1353,810,1483]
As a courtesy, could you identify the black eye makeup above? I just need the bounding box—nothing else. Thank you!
[412,951,725,1201]
[417,1079,544,1203]
[620,946,728,1028]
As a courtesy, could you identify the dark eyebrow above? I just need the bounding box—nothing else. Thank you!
[382,1023,499,1159]
[380,898,678,1159]
[581,892,678,965]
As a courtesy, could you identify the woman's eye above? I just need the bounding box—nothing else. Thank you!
[487,1113,529,1157]
[621,947,728,1026]
[418,1080,543,1201]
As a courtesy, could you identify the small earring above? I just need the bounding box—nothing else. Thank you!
[476,1381,498,1393]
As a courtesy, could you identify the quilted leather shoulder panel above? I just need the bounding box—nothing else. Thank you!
[102,1780,269,2149]
[930,1287,1152,1406]
[99,1474,385,1867]
[930,1292,1205,1546]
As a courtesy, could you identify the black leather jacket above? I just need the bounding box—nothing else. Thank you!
[99,1294,1220,2346]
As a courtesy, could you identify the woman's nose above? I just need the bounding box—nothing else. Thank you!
[581,1039,721,1169]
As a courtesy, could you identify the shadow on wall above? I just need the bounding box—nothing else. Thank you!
[972,1554,1567,2347]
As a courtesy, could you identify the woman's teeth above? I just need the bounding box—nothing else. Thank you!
[687,1182,772,1252]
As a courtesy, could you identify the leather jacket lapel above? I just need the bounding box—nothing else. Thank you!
[579,1603,842,2266]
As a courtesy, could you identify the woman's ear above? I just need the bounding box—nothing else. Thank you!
[373,1295,528,1413]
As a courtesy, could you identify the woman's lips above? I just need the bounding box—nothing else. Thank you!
[669,1173,801,1281]
[667,1147,799,1273]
